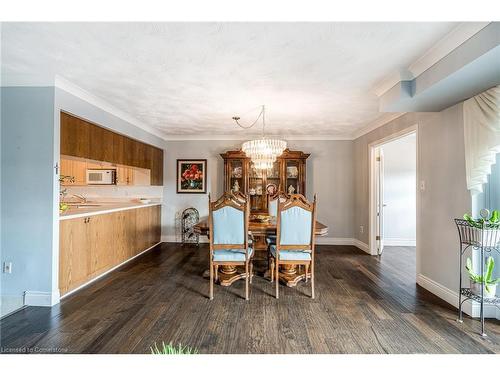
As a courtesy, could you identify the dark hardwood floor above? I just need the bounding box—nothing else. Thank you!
[1,243,499,354]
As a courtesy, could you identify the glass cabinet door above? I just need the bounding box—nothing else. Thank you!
[229,159,245,193]
[266,160,281,196]
[249,166,265,211]
[285,159,300,195]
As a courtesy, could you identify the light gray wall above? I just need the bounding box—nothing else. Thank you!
[354,104,471,299]
[1,87,57,315]
[381,134,416,243]
[162,139,355,242]
[418,103,471,291]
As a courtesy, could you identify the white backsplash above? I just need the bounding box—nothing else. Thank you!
[63,185,163,200]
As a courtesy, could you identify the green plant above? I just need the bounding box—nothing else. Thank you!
[59,175,75,211]
[150,342,198,354]
[463,210,500,229]
[59,174,75,184]
[465,257,500,292]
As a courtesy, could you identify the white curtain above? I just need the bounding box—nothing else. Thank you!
[464,85,500,196]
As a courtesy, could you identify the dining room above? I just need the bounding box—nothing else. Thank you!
[1,4,500,372]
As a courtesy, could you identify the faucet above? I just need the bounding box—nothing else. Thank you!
[72,194,87,203]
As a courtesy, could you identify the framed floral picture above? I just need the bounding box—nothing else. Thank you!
[177,159,207,194]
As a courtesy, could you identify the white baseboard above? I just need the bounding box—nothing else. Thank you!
[1,295,25,318]
[315,237,355,246]
[60,241,161,300]
[384,238,416,247]
[24,290,60,307]
[417,274,498,319]
[352,239,370,254]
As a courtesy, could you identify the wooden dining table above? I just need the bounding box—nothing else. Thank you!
[193,218,328,287]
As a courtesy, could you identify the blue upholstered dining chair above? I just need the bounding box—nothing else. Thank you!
[266,191,289,246]
[269,194,317,299]
[208,191,253,300]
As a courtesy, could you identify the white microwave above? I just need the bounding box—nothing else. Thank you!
[86,169,116,185]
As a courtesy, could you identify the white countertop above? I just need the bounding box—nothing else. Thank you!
[60,201,162,220]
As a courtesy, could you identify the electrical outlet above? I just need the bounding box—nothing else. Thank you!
[420,180,426,191]
[3,261,12,274]
[360,225,364,234]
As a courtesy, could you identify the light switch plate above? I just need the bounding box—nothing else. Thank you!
[3,261,12,274]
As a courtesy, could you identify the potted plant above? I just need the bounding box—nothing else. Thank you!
[465,256,499,298]
[463,209,500,246]
[59,174,75,213]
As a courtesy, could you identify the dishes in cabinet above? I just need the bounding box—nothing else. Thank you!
[231,166,242,178]
[287,166,299,178]
[266,183,277,195]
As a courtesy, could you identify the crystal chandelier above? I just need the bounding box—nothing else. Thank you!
[232,106,287,170]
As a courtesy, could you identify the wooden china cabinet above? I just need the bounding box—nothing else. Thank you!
[221,148,310,213]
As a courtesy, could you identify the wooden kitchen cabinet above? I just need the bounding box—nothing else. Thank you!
[89,123,114,163]
[60,113,90,158]
[59,205,161,296]
[59,216,92,295]
[60,158,87,185]
[150,147,164,186]
[112,132,125,166]
[60,112,164,185]
[116,166,134,185]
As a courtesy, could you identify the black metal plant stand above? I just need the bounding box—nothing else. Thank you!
[455,215,500,337]
[182,207,200,246]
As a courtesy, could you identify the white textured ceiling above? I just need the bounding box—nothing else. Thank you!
[1,22,458,138]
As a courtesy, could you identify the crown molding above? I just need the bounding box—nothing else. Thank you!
[54,76,169,141]
[352,112,406,139]
[373,22,490,97]
[163,133,355,141]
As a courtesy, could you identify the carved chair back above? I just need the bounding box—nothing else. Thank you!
[208,191,250,252]
[276,194,317,253]
[268,191,290,217]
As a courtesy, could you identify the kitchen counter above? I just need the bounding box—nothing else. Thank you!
[60,201,162,220]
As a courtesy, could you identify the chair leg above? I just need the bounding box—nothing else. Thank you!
[245,261,249,301]
[311,261,315,299]
[250,261,254,284]
[275,259,280,299]
[270,257,274,282]
[209,261,214,300]
[304,263,309,283]
[214,265,219,282]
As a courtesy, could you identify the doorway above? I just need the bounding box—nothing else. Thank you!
[369,127,418,277]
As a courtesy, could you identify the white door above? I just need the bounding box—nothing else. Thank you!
[375,148,385,255]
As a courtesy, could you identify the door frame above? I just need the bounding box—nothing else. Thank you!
[368,125,419,265]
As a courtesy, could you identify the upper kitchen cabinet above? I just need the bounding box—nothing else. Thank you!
[60,112,164,186]
[112,131,126,165]
[150,146,164,186]
[60,112,90,158]
[89,123,114,162]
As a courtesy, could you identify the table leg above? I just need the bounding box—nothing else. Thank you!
[203,265,248,286]
[278,264,309,287]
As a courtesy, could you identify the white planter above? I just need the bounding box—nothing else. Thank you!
[470,281,497,298]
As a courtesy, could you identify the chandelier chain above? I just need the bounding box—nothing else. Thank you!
[233,105,266,136]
